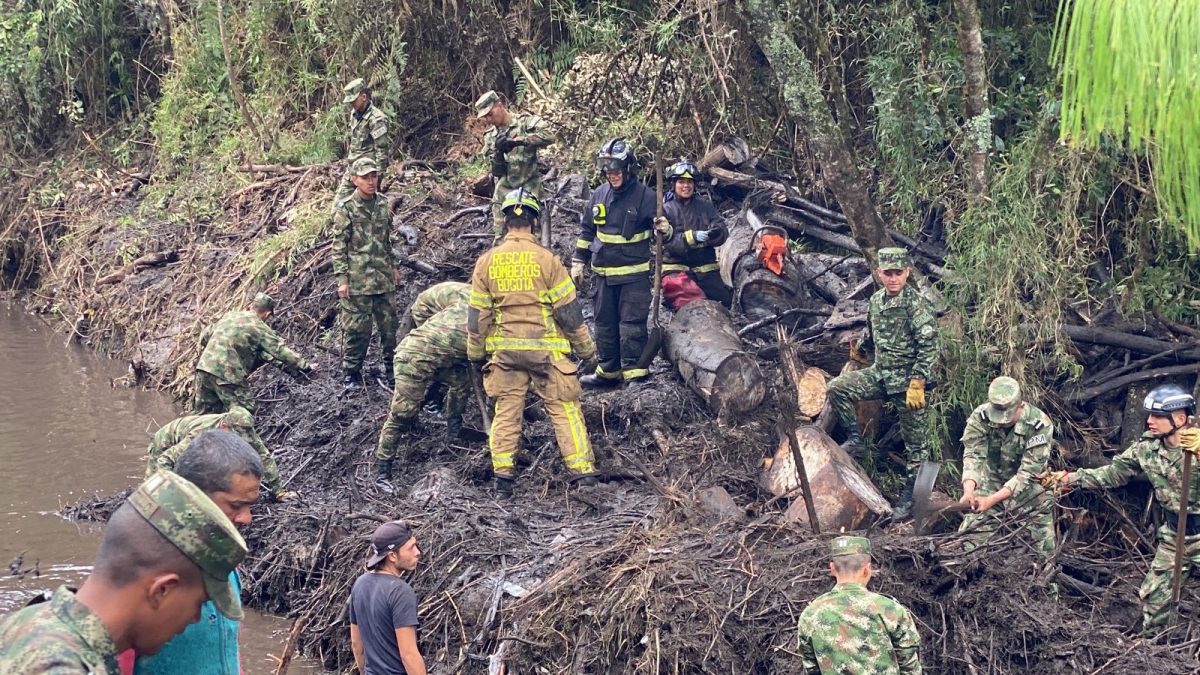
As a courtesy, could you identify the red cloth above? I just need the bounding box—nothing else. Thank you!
[118,650,136,675]
[756,233,787,275]
[662,272,706,310]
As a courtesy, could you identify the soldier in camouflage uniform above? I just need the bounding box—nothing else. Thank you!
[826,247,938,520]
[374,281,472,492]
[145,406,292,500]
[0,470,247,672]
[194,293,316,414]
[1044,384,1200,634]
[958,376,1056,558]
[796,536,922,674]
[332,157,400,388]
[334,78,391,207]
[475,90,553,241]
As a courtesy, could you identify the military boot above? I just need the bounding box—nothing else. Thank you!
[375,460,395,495]
[383,363,395,388]
[343,371,362,390]
[494,476,515,498]
[839,427,868,458]
[445,415,463,443]
[579,373,620,389]
[891,473,917,521]
[572,474,599,488]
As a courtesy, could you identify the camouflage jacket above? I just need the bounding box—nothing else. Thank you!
[860,284,938,395]
[796,583,922,675]
[146,412,270,478]
[196,311,309,384]
[483,111,552,194]
[1073,433,1200,514]
[331,192,395,295]
[962,401,1053,498]
[346,101,390,169]
[411,281,471,326]
[0,586,120,674]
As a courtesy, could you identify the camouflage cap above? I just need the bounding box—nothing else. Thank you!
[986,376,1022,425]
[223,405,255,431]
[128,470,249,620]
[474,90,500,118]
[252,292,275,312]
[877,247,910,271]
[830,535,872,557]
[342,78,368,104]
[351,157,379,176]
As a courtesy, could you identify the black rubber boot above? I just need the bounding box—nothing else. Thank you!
[343,372,362,390]
[494,476,515,498]
[374,460,394,495]
[573,474,599,488]
[579,373,621,389]
[445,415,463,443]
[839,427,867,458]
[383,365,394,387]
[892,473,917,521]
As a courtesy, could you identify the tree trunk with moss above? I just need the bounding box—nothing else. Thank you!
[954,0,990,204]
[742,0,889,268]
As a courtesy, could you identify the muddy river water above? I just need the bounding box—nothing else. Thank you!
[0,305,320,673]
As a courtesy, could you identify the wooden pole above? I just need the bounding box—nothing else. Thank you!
[778,322,820,533]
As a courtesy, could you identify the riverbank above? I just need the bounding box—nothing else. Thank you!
[2,145,1194,672]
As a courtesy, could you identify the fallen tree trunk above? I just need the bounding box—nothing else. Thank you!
[1060,325,1200,361]
[697,137,752,172]
[95,251,178,286]
[762,425,893,529]
[236,163,327,174]
[663,299,765,415]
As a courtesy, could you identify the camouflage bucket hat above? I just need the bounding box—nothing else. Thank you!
[474,90,500,118]
[351,157,380,176]
[128,470,249,620]
[223,405,255,431]
[343,78,368,104]
[986,376,1022,425]
[830,535,872,558]
[877,247,909,272]
[252,292,275,312]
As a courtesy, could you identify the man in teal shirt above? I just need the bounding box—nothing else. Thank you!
[132,430,265,674]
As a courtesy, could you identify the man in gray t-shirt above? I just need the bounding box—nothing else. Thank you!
[350,521,426,675]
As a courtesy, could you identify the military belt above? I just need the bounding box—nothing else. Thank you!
[1163,509,1200,536]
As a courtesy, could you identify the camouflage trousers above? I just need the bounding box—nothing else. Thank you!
[376,340,470,461]
[959,487,1056,558]
[1140,525,1200,634]
[193,371,255,414]
[827,367,931,471]
[340,292,397,376]
[483,356,594,478]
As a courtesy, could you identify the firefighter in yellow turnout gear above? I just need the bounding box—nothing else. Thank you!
[468,189,599,497]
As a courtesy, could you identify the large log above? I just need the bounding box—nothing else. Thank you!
[663,300,766,415]
[762,425,893,529]
[717,209,807,322]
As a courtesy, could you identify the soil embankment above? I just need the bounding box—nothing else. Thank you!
[5,154,1197,673]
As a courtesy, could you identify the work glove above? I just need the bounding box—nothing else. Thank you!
[570,260,587,286]
[272,488,298,502]
[1036,470,1072,493]
[1181,428,1200,458]
[694,229,709,243]
[905,379,926,410]
[653,216,672,238]
[579,355,598,376]
[848,339,869,365]
[495,138,519,154]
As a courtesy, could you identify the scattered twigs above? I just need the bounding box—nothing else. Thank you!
[95,251,178,286]
[737,307,832,337]
[80,130,149,183]
[439,205,491,228]
[273,612,309,675]
[236,163,328,175]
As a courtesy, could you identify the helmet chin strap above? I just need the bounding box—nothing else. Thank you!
[1153,411,1189,439]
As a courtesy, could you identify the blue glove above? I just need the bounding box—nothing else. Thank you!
[694,230,710,242]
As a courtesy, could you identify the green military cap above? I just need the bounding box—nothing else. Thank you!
[223,405,255,431]
[474,90,500,118]
[351,157,379,176]
[343,78,368,104]
[252,292,275,312]
[877,247,909,272]
[128,470,249,620]
[830,535,872,557]
[986,376,1022,425]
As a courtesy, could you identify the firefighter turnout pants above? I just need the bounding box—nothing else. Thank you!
[483,357,594,478]
[592,275,651,382]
